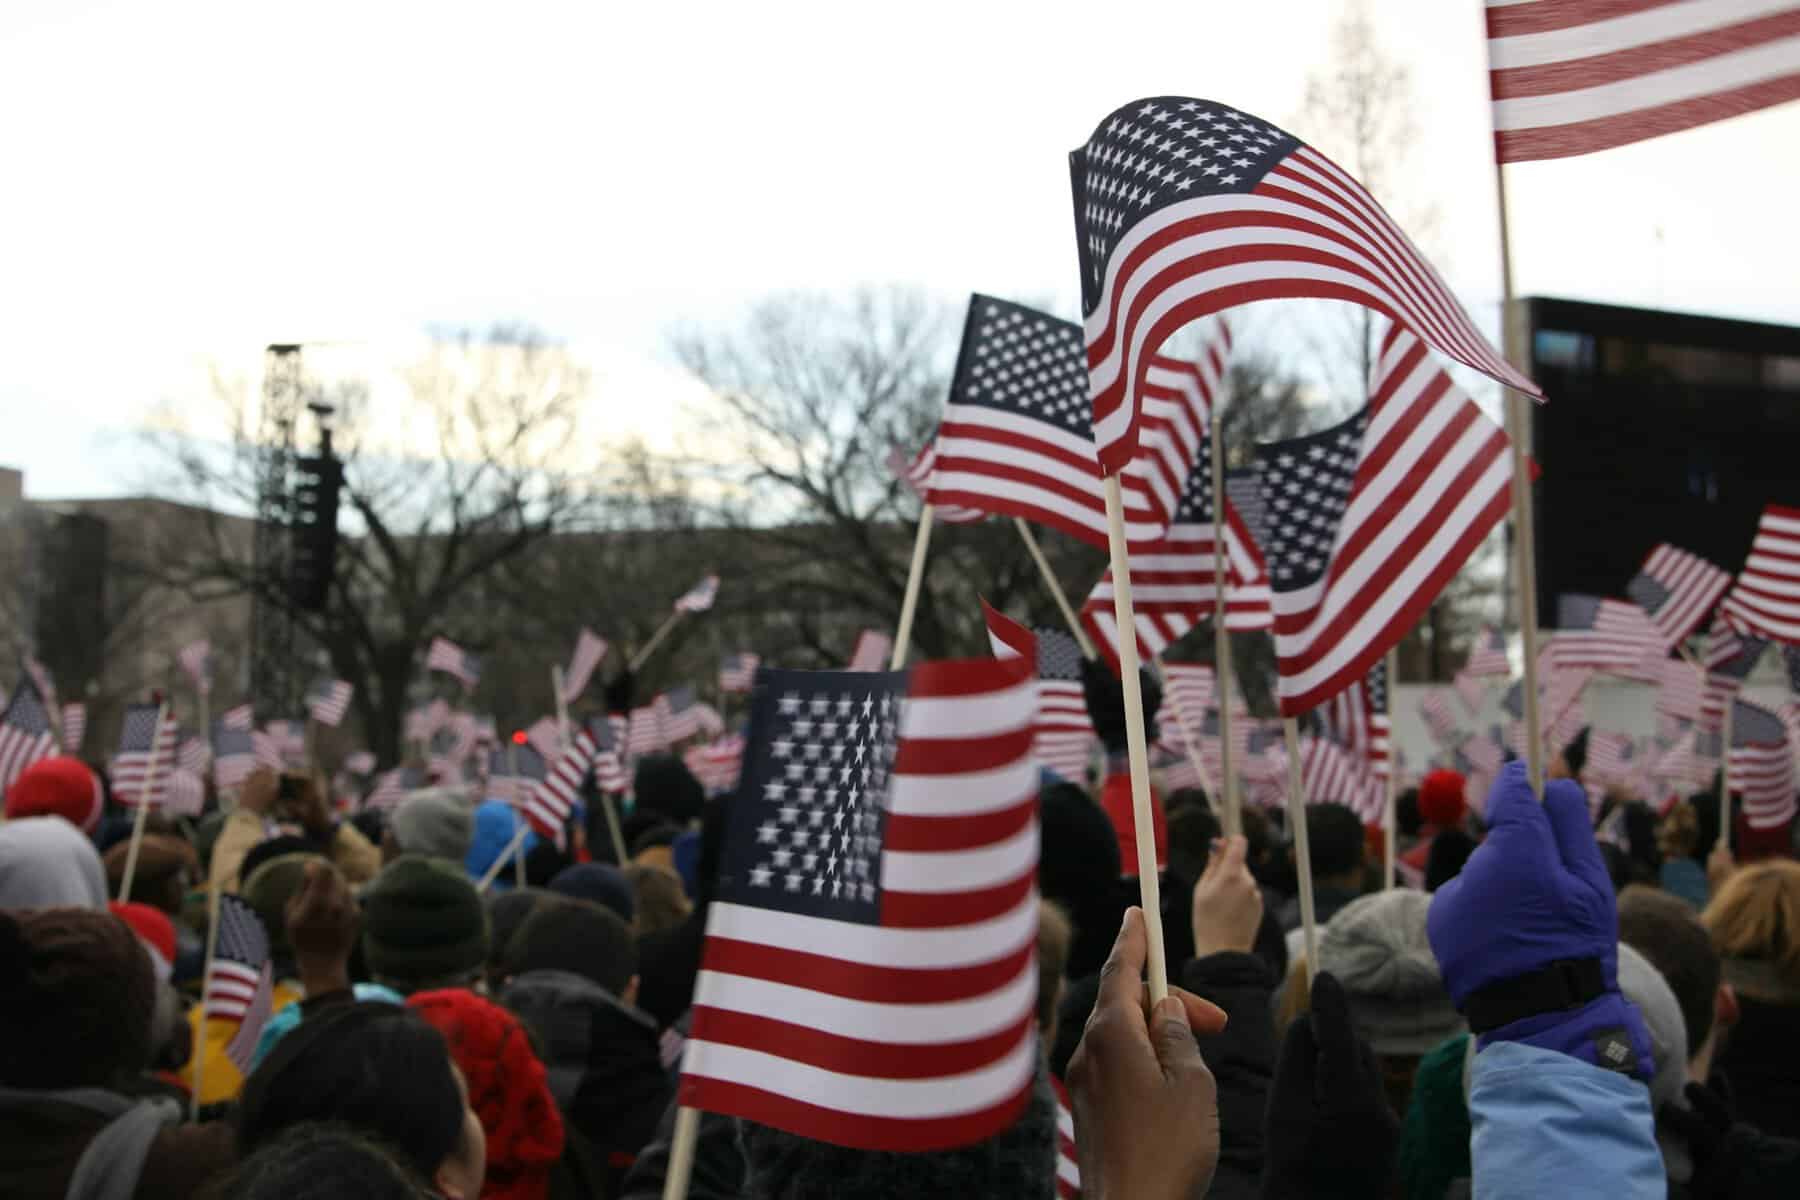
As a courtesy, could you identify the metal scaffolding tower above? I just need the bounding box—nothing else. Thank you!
[249,344,303,718]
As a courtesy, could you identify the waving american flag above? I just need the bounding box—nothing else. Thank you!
[0,678,57,793]
[426,637,481,690]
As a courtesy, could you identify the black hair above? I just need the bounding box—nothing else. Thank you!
[632,754,705,825]
[239,835,322,887]
[235,1002,464,1182]
[1303,803,1366,881]
[1166,805,1222,886]
[522,838,570,888]
[1163,787,1210,816]
[1395,788,1422,838]
[485,888,549,973]
[629,822,683,857]
[502,895,638,995]
[347,810,388,849]
[1423,829,1477,892]
[1618,884,1722,1054]
[203,1122,430,1200]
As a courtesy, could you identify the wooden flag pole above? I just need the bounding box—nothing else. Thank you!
[661,1106,703,1200]
[1102,475,1169,1002]
[477,826,530,893]
[1717,698,1735,855]
[507,741,527,888]
[118,703,170,903]
[190,881,222,1120]
[600,790,629,866]
[552,665,571,745]
[631,611,686,674]
[1209,418,1241,836]
[553,664,628,864]
[1384,647,1399,890]
[1495,164,1544,795]
[1282,716,1319,983]
[1158,658,1220,802]
[1013,518,1097,659]
[890,505,936,668]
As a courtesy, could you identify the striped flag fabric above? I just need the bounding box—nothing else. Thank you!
[1254,328,1514,715]
[1071,98,1536,477]
[521,725,600,847]
[886,444,986,525]
[1700,623,1767,731]
[343,750,376,777]
[927,293,1229,552]
[628,703,665,758]
[212,727,256,791]
[1552,595,1664,672]
[1704,698,1797,830]
[1326,662,1392,781]
[487,744,548,808]
[847,630,894,673]
[203,895,275,1072]
[220,704,254,731]
[23,655,58,713]
[1654,655,1705,722]
[304,679,354,727]
[525,716,563,762]
[1586,731,1637,787]
[426,637,481,690]
[111,704,177,807]
[177,639,213,695]
[0,678,57,794]
[675,574,720,614]
[676,654,1039,1151]
[983,601,1098,783]
[720,653,761,694]
[1484,1,1800,164]
[1297,733,1382,822]
[1721,504,1800,645]
[1463,625,1512,678]
[165,769,206,818]
[1052,1076,1081,1199]
[685,733,748,797]
[590,713,630,795]
[1161,663,1216,741]
[1628,543,1732,650]
[560,629,609,702]
[659,687,712,745]
[363,768,420,812]
[60,703,87,754]
[250,730,283,771]
[178,735,209,776]
[1453,669,1489,716]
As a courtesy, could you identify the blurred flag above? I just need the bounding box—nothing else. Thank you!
[305,679,354,728]
[675,575,720,614]
[1552,595,1662,672]
[60,703,86,754]
[165,769,206,818]
[203,895,274,1072]
[1699,624,1767,732]
[521,725,600,847]
[886,444,986,525]
[1722,504,1800,646]
[0,678,57,793]
[23,655,58,711]
[1463,626,1512,678]
[525,716,563,761]
[487,744,548,808]
[220,704,254,731]
[560,629,609,702]
[659,686,708,744]
[685,733,747,796]
[1052,1076,1081,1199]
[178,735,208,775]
[719,653,761,694]
[212,727,256,791]
[177,640,212,696]
[1700,698,1797,830]
[847,630,893,672]
[1628,544,1732,650]
[425,637,481,690]
[112,704,177,807]
[343,750,377,777]
[590,713,630,795]
[983,601,1097,783]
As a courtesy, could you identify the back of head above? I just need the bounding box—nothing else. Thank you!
[1617,941,1690,1114]
[361,857,489,993]
[502,895,637,996]
[1166,805,1221,885]
[1657,801,1701,862]
[621,864,692,936]
[547,863,637,925]
[1316,890,1462,1057]
[1618,884,1721,1054]
[0,908,154,1087]
[0,815,109,909]
[1703,859,1800,1000]
[237,1002,465,1183]
[3,755,104,833]
[1395,787,1422,838]
[208,1123,430,1200]
[1163,786,1210,816]
[243,851,325,964]
[240,835,320,889]
[632,753,705,825]
[390,792,475,864]
[485,888,549,978]
[1037,782,1121,905]
[1304,803,1366,882]
[1424,829,1477,893]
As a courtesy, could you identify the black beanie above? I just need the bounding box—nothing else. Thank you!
[0,909,155,1087]
[632,754,705,825]
[360,857,489,989]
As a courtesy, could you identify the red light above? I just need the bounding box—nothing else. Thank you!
[511,730,528,745]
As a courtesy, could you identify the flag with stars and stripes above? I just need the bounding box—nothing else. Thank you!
[1080,454,1273,669]
[720,653,761,695]
[1628,543,1732,650]
[928,293,1230,551]
[1700,623,1768,732]
[847,630,894,673]
[1484,0,1800,164]
[983,601,1098,783]
[203,894,275,1072]
[23,656,58,713]
[1722,504,1800,646]
[363,767,423,812]
[676,654,1039,1151]
[0,677,57,794]
[426,637,481,690]
[525,716,563,762]
[57,703,85,754]
[304,679,354,728]
[212,726,256,791]
[1654,655,1705,722]
[590,711,630,795]
[1326,662,1392,782]
[675,574,720,614]
[521,723,600,847]
[177,639,212,696]
[1071,98,1537,476]
[1254,328,1514,715]
[1552,595,1663,672]
[111,704,177,807]
[178,735,208,776]
[220,704,253,731]
[1463,625,1512,678]
[487,744,548,808]
[685,733,748,797]
[1701,698,1797,830]
[560,628,609,703]
[1160,663,1216,757]
[887,444,986,525]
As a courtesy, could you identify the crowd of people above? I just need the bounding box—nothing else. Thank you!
[3,662,1800,1199]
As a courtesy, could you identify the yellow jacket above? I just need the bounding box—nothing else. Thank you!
[180,981,304,1105]
[207,809,380,894]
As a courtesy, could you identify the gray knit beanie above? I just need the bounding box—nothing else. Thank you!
[390,791,475,863]
[1617,941,1688,1114]
[1317,889,1465,1056]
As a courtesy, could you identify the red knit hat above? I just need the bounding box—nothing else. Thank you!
[408,989,564,1200]
[1418,769,1467,829]
[5,756,103,833]
[108,901,176,984]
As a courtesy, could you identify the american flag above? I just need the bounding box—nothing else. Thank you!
[1081,454,1273,669]
[1722,504,1800,645]
[1462,730,1505,779]
[111,704,177,807]
[685,733,748,796]
[1654,730,1709,795]
[250,730,283,771]
[675,574,720,614]
[928,293,1228,551]
[203,894,275,1072]
[343,750,376,777]
[305,679,354,727]
[720,652,761,694]
[1327,661,1392,781]
[487,744,548,807]
[560,628,609,702]
[1463,625,1512,678]
[1052,1076,1082,1199]
[886,444,986,525]
[1453,670,1489,716]
[165,769,206,818]
[426,637,481,690]
[178,735,209,776]
[1700,623,1767,732]
[677,655,1039,1151]
[521,721,601,847]
[983,601,1098,783]
[847,630,894,673]
[1071,98,1536,476]
[177,639,212,696]
[0,678,57,793]
[628,703,665,758]
[264,719,307,766]
[591,712,630,795]
[60,703,86,754]
[220,703,254,731]
[1628,543,1732,650]
[1254,328,1514,715]
[525,715,563,761]
[658,686,712,745]
[212,726,256,791]
[1654,655,1705,722]
[1161,662,1216,742]
[1702,698,1797,830]
[364,768,420,811]
[23,655,58,711]
[428,715,479,783]
[1552,595,1663,672]
[1586,731,1637,787]
[1484,1,1800,164]
[1297,733,1382,822]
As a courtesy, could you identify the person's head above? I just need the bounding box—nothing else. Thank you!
[1417,770,1466,832]
[1657,801,1701,862]
[237,1002,485,1200]
[1703,859,1800,1002]
[3,755,104,833]
[243,851,326,967]
[0,815,109,909]
[1295,803,1366,889]
[546,863,636,925]
[483,888,548,993]
[1163,786,1210,816]
[103,834,199,916]
[239,835,320,889]
[632,753,705,825]
[386,792,475,866]
[502,895,638,1002]
[464,800,532,886]
[1036,780,1125,978]
[361,857,490,994]
[1618,885,1733,1079]
[1037,901,1072,1043]
[621,863,692,935]
[204,1122,432,1200]
[0,908,154,1088]
[1394,787,1422,839]
[1165,805,1222,885]
[1423,829,1477,893]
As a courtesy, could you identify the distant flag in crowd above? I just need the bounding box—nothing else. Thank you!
[677,655,1039,1151]
[23,655,58,711]
[220,704,254,731]
[685,733,747,797]
[1585,731,1636,788]
[343,750,377,777]
[1551,595,1663,672]
[60,703,86,754]
[590,713,630,795]
[1461,730,1505,781]
[1701,698,1798,830]
[1653,656,1705,722]
[628,703,664,758]
[250,729,283,771]
[719,652,761,694]
[1052,1076,1081,1199]
[364,768,415,811]
[525,716,563,761]
[165,769,206,818]
[264,719,307,766]
[1722,504,1800,645]
[674,574,720,614]
[1452,670,1487,716]
[1455,626,1510,712]
[1160,663,1216,754]
[560,629,609,702]
[984,600,1097,783]
[212,727,256,791]
[886,444,985,525]
[847,630,894,673]
[111,704,177,807]
[426,637,481,690]
[1071,98,1536,478]
[1628,544,1732,650]
[1700,623,1767,732]
[203,895,275,1072]
[178,735,209,776]
[521,724,601,847]
[1255,328,1514,714]
[927,293,1228,551]
[0,678,57,793]
[177,639,212,695]
[659,686,712,744]
[487,744,548,808]
[305,679,355,728]
[1484,1,1800,164]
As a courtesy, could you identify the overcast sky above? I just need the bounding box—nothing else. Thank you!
[4,0,1797,499]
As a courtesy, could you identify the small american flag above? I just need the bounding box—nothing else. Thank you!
[1453,670,1489,716]
[1553,595,1663,673]
[487,744,548,807]
[525,715,563,761]
[846,630,893,672]
[1072,98,1535,476]
[250,730,283,771]
[212,727,256,791]
[165,769,206,818]
[684,733,747,796]
[204,895,274,1072]
[1585,731,1637,787]
[1628,544,1732,651]
[1463,625,1512,678]
[659,686,710,744]
[1298,733,1382,823]
[1484,1,1800,164]
[677,655,1039,1150]
[60,703,87,754]
[1419,689,1463,747]
[111,704,177,807]
[425,637,481,690]
[305,679,354,727]
[1052,1076,1082,1199]
[1255,328,1514,714]
[628,703,666,758]
[1700,623,1767,733]
[263,719,307,766]
[0,678,57,793]
[364,768,420,811]
[23,656,58,711]
[674,574,720,614]
[1328,662,1391,782]
[1654,656,1705,722]
[1702,699,1797,830]
[719,653,761,694]
[560,628,609,702]
[886,444,985,525]
[1722,505,1800,646]
[178,735,209,775]
[591,713,630,795]
[983,601,1097,784]
[521,722,601,847]
[1161,663,1216,755]
[220,704,254,731]
[177,640,213,696]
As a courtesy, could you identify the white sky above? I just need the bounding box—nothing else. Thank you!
[4,0,1798,498]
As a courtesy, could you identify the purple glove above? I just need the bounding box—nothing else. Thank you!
[1426,761,1652,1082]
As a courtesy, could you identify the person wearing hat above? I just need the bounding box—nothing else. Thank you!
[208,767,380,895]
[361,856,490,995]
[103,834,199,916]
[1398,769,1468,890]
[384,790,476,866]
[3,754,105,834]
[0,815,109,909]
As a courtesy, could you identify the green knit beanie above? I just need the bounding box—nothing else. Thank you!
[361,856,489,989]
